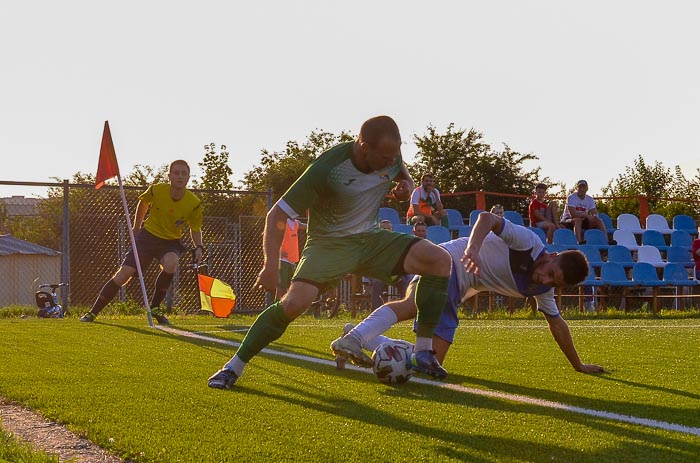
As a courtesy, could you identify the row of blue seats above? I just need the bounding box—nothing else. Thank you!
[582,262,697,289]
[380,207,698,239]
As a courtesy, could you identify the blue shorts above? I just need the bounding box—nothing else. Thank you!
[123,229,185,270]
[413,261,462,343]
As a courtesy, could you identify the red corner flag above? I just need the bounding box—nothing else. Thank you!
[95,121,120,189]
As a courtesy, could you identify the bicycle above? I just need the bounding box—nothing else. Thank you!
[34,282,69,318]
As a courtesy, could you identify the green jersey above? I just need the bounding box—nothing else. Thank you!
[278,142,402,238]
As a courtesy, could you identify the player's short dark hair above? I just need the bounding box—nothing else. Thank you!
[359,116,401,146]
[535,183,548,191]
[170,159,190,173]
[557,250,589,285]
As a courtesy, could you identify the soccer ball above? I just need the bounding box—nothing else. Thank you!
[371,340,414,384]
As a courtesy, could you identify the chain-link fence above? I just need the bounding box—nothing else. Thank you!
[0,181,275,314]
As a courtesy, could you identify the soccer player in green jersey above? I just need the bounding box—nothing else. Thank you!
[80,160,204,325]
[208,116,453,389]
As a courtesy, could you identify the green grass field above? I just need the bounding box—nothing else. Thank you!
[0,315,698,462]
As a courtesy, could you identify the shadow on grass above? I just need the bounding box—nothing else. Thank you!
[236,380,699,463]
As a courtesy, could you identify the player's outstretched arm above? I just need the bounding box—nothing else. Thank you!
[462,212,503,275]
[545,314,606,374]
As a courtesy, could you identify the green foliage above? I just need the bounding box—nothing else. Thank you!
[409,124,548,215]
[598,155,700,219]
[192,143,233,191]
[123,164,169,187]
[241,130,355,196]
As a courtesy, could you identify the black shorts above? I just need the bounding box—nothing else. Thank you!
[122,229,185,270]
[561,216,596,230]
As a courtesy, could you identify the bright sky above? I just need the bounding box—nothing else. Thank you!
[2,1,699,199]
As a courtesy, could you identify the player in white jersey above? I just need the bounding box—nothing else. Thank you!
[339,211,606,374]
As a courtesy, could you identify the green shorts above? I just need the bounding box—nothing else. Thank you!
[279,260,296,289]
[293,229,419,292]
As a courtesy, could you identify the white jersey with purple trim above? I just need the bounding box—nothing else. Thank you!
[440,219,559,316]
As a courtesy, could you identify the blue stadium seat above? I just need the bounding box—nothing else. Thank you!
[379,207,401,226]
[670,230,693,251]
[546,244,570,253]
[666,246,694,269]
[662,263,698,287]
[607,245,635,268]
[529,226,547,245]
[641,229,669,252]
[553,228,579,249]
[444,208,466,232]
[503,210,524,226]
[598,212,616,236]
[426,225,451,244]
[583,229,611,250]
[580,263,605,287]
[600,262,636,287]
[469,209,485,226]
[393,224,414,234]
[672,214,698,237]
[632,262,665,287]
[457,225,472,238]
[579,245,604,269]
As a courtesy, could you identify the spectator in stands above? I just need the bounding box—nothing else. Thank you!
[490,204,504,217]
[406,173,446,226]
[276,217,307,300]
[692,238,700,280]
[528,183,562,244]
[560,180,608,244]
[412,221,427,239]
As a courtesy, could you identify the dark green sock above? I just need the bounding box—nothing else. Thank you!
[236,301,291,363]
[414,275,449,338]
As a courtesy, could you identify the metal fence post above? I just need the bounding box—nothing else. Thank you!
[61,180,70,311]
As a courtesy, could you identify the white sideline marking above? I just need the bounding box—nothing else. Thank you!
[156,326,700,437]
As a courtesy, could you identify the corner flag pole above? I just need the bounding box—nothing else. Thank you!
[96,121,154,327]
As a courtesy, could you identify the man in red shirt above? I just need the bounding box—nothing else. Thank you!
[528,183,562,244]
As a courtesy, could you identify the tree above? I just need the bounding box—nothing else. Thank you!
[241,130,354,196]
[408,124,548,216]
[193,143,233,191]
[598,155,699,219]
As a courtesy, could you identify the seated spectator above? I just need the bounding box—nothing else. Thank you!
[559,180,609,244]
[528,183,562,244]
[490,204,504,217]
[406,173,447,226]
[412,221,427,239]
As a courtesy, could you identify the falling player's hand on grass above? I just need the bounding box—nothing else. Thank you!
[577,363,607,374]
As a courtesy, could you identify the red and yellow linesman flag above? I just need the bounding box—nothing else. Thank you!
[198,274,236,318]
[95,121,120,189]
